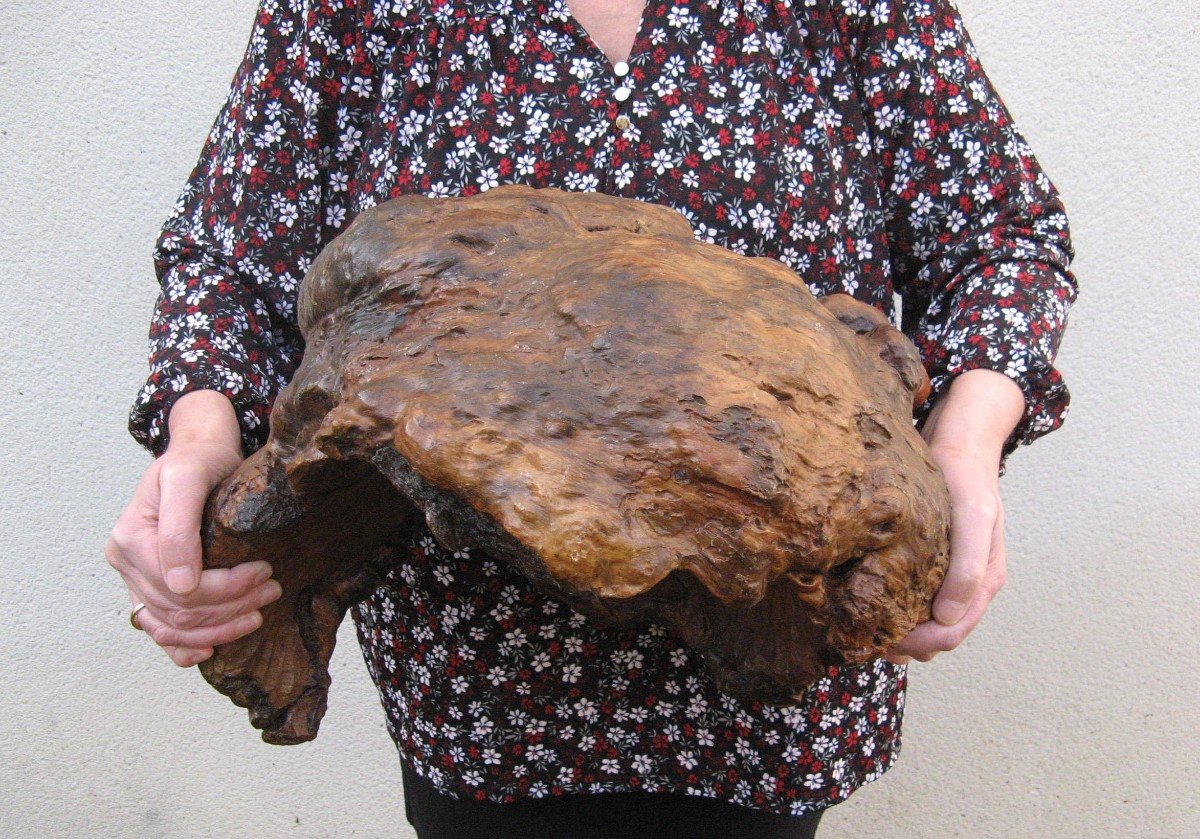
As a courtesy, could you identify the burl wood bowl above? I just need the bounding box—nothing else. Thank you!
[197,184,951,744]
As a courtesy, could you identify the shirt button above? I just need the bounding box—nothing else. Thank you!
[615,114,630,130]
[613,61,630,77]
[613,86,631,102]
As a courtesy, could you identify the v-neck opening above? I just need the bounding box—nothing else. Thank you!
[555,0,654,74]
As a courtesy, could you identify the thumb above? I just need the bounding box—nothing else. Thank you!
[933,494,995,626]
[155,459,215,595]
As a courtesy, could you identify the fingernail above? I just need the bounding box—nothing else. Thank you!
[263,580,283,601]
[166,567,196,594]
[253,565,272,585]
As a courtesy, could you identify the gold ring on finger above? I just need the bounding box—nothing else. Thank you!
[130,602,148,631]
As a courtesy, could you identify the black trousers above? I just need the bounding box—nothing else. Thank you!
[401,760,824,839]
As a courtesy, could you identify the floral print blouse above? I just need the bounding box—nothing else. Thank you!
[128,0,1078,817]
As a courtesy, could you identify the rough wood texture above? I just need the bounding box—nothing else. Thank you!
[199,184,951,744]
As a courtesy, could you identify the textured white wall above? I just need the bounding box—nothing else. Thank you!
[1,1,1195,836]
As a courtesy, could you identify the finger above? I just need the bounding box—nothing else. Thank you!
[123,565,278,642]
[168,579,282,631]
[172,561,275,608]
[889,582,992,660]
[155,460,213,595]
[117,517,274,608]
[127,592,215,667]
[138,601,266,650]
[163,644,214,668]
[934,494,997,625]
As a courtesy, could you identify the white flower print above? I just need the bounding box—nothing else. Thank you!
[137,0,1075,816]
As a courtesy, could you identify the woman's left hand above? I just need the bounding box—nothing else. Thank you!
[885,368,1026,665]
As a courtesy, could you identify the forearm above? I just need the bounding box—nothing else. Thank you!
[128,1,359,458]
[847,0,1077,471]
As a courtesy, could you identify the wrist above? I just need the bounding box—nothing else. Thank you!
[166,390,243,456]
[923,369,1026,458]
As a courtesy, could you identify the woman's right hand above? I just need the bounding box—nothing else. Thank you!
[106,390,283,667]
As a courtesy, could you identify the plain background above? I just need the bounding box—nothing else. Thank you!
[1,1,1196,836]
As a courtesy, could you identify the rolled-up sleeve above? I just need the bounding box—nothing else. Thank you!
[840,0,1079,472]
[128,0,359,456]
